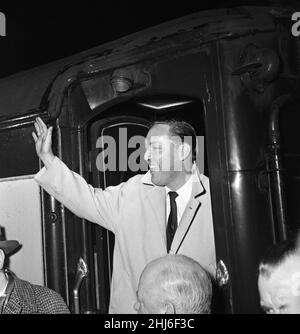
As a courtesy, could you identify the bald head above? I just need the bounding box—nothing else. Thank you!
[135,254,212,314]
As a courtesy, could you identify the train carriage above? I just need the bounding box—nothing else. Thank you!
[0,5,299,313]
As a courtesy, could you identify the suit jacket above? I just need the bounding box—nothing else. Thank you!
[2,275,70,314]
[35,157,216,314]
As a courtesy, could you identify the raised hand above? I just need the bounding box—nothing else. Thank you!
[32,117,55,168]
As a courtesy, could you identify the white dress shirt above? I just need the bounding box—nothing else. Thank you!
[165,174,193,226]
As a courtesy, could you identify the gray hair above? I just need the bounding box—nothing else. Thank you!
[258,233,300,279]
[147,254,212,314]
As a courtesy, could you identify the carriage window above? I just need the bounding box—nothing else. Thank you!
[0,175,44,285]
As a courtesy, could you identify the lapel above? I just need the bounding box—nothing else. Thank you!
[141,171,166,241]
[170,168,206,254]
[141,167,207,254]
[2,275,22,314]
[3,297,22,314]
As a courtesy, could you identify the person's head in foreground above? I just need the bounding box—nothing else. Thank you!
[258,235,300,314]
[135,254,212,314]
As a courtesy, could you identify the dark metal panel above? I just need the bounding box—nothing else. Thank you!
[203,43,235,313]
[0,65,63,119]
[227,171,275,313]
[53,87,99,314]
[280,102,300,234]
[214,30,295,312]
[41,189,69,301]
[0,7,279,121]
[0,125,39,178]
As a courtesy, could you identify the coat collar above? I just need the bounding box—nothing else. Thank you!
[1,273,22,314]
[141,164,206,199]
[141,165,208,254]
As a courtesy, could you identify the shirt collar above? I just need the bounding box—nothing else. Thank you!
[141,163,206,198]
[165,173,193,200]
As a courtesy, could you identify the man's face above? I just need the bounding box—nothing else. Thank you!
[258,256,300,314]
[144,124,182,187]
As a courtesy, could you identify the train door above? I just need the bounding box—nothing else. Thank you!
[78,97,208,313]
[88,115,150,312]
[51,39,240,313]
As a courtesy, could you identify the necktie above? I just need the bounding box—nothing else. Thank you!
[166,191,178,253]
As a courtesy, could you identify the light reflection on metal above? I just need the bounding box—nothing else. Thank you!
[267,94,291,241]
[138,100,192,110]
[232,172,242,195]
[90,102,99,110]
[216,259,229,287]
[73,257,88,314]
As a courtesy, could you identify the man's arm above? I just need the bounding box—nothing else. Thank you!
[33,118,121,232]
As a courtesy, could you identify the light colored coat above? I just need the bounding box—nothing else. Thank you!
[35,157,216,314]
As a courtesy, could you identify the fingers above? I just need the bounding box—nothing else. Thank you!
[34,117,50,139]
[37,117,48,133]
[46,126,53,141]
[32,132,38,143]
[34,121,41,136]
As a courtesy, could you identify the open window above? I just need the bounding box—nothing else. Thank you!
[0,175,44,285]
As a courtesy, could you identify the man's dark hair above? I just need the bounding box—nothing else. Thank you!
[258,235,300,278]
[150,120,197,161]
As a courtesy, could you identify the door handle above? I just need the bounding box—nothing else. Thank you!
[73,257,88,314]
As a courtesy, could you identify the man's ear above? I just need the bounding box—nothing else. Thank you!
[0,249,5,270]
[163,301,176,314]
[178,142,191,161]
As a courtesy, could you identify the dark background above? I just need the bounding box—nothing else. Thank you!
[0,0,299,78]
